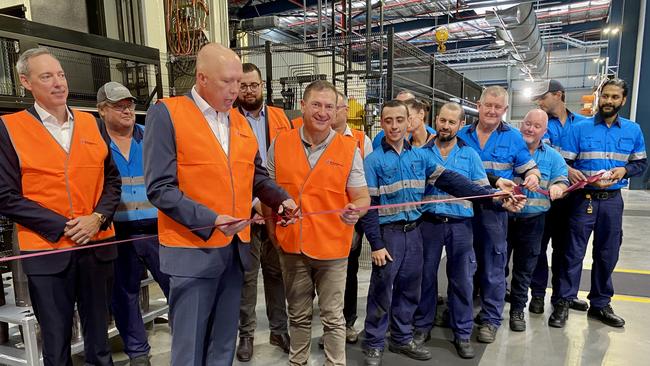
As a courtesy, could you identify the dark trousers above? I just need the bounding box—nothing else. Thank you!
[343,226,363,327]
[112,232,170,359]
[506,214,546,312]
[363,224,423,350]
[530,199,571,303]
[413,217,475,340]
[559,192,623,309]
[472,205,508,327]
[169,243,244,366]
[239,224,288,337]
[27,250,114,366]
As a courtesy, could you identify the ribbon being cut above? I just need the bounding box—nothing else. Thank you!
[0,171,611,264]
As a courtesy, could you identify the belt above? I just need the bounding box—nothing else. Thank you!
[585,190,620,200]
[382,221,420,232]
[421,213,461,223]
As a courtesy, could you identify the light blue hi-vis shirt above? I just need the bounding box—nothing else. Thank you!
[364,139,445,224]
[561,114,648,191]
[542,109,587,152]
[458,122,537,180]
[513,143,568,217]
[110,124,158,222]
[421,138,490,218]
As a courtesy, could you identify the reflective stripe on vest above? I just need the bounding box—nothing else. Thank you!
[158,96,258,248]
[2,109,115,251]
[274,129,356,260]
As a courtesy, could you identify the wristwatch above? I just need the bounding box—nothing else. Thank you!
[92,212,107,225]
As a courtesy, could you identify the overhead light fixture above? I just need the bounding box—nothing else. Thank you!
[599,58,606,64]
[593,58,600,63]
[495,39,506,46]
[523,88,532,98]
[611,27,620,35]
[603,27,611,35]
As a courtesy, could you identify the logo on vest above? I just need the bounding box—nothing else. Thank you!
[325,159,344,168]
[80,139,98,145]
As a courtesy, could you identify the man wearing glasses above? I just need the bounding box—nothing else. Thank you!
[234,63,292,361]
[97,81,170,366]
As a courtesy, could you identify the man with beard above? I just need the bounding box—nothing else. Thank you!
[412,102,491,359]
[457,86,541,344]
[506,109,568,333]
[554,78,647,328]
[529,80,588,315]
[234,62,292,362]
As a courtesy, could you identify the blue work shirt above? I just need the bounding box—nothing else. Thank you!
[242,105,268,166]
[364,139,444,225]
[372,125,436,150]
[111,124,158,223]
[561,114,648,191]
[513,143,568,217]
[421,138,490,218]
[542,109,587,151]
[458,122,537,180]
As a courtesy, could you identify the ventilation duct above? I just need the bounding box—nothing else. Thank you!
[486,3,546,77]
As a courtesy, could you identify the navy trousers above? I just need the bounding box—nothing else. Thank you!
[530,199,571,303]
[112,229,170,359]
[28,249,114,366]
[506,214,546,312]
[558,191,623,309]
[363,224,423,350]
[168,242,244,366]
[413,216,475,341]
[343,226,363,327]
[472,205,508,327]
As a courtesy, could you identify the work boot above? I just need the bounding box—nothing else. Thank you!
[588,304,625,327]
[529,296,545,314]
[364,348,383,366]
[509,310,526,332]
[570,298,589,311]
[130,355,151,366]
[269,332,290,353]
[388,339,432,360]
[412,329,430,346]
[236,337,254,362]
[477,323,498,343]
[453,338,475,359]
[548,300,570,328]
[346,326,359,344]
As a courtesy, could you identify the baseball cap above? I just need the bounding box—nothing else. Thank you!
[97,81,136,103]
[530,79,565,100]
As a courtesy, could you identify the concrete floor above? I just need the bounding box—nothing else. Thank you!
[85,190,650,365]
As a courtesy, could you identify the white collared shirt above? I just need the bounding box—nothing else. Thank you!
[34,102,74,152]
[191,86,230,156]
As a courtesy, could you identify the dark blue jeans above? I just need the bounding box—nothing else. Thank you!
[506,214,546,312]
[363,224,423,350]
[112,227,170,359]
[414,216,475,340]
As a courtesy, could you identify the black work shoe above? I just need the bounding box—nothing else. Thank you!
[548,300,570,328]
[570,298,589,311]
[236,337,254,362]
[388,339,432,361]
[346,326,359,344]
[453,338,475,359]
[477,323,498,343]
[435,308,450,328]
[529,296,545,314]
[364,348,383,366]
[509,310,526,332]
[269,333,290,353]
[413,330,430,346]
[588,304,625,327]
[130,355,151,366]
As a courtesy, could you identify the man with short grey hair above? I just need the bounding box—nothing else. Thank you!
[0,47,121,366]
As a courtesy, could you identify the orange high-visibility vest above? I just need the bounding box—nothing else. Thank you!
[266,106,292,142]
[2,109,115,251]
[350,128,366,155]
[274,129,356,259]
[158,96,258,248]
[291,116,303,129]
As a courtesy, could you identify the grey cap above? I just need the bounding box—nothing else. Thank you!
[97,81,136,103]
[531,79,565,100]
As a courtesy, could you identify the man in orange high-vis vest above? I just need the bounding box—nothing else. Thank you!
[0,47,121,366]
[265,81,370,366]
[233,63,292,361]
[143,43,297,366]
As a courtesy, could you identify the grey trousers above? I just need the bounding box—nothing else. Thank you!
[239,223,289,337]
